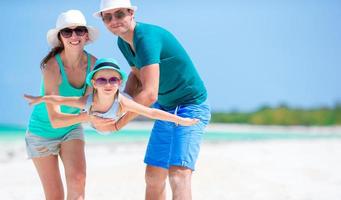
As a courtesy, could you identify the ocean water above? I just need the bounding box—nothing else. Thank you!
[1,124,341,142]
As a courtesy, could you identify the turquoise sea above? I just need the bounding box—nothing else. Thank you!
[1,124,341,143]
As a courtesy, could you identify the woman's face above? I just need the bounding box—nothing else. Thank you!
[59,26,89,50]
[92,69,122,96]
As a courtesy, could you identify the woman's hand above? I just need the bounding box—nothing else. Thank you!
[23,94,43,106]
[178,118,200,126]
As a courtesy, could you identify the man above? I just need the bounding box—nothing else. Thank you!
[93,0,211,199]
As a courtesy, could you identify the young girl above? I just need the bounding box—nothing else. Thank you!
[25,58,199,134]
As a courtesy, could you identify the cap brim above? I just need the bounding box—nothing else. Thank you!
[47,29,60,47]
[93,6,137,18]
[86,26,100,44]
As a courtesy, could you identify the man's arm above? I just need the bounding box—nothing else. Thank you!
[119,64,159,125]
[124,70,143,98]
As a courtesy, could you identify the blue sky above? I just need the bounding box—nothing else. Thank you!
[0,0,340,125]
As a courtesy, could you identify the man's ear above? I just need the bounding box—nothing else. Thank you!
[128,9,134,16]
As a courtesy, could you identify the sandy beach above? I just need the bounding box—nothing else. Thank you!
[1,124,341,199]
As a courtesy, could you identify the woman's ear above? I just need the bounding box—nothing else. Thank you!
[85,33,90,42]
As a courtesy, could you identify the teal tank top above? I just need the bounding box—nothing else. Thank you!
[28,52,91,138]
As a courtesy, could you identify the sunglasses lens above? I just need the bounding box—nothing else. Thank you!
[95,77,121,86]
[102,10,127,24]
[102,14,112,24]
[95,77,107,86]
[60,28,72,38]
[60,27,87,38]
[109,77,121,85]
[74,26,87,36]
[114,11,126,19]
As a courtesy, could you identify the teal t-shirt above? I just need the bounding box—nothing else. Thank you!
[118,22,207,109]
[28,52,91,138]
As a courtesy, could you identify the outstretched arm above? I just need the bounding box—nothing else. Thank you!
[24,94,87,109]
[121,95,199,126]
[113,65,159,130]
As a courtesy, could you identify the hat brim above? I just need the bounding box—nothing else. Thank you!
[93,6,137,18]
[86,66,128,87]
[46,25,99,48]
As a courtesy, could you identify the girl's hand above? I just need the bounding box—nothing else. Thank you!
[179,118,200,126]
[23,94,43,106]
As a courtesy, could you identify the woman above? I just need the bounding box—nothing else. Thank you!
[24,58,199,135]
[25,10,104,199]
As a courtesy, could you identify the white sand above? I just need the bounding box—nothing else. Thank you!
[1,124,341,199]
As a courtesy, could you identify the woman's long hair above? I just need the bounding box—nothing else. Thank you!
[40,34,64,69]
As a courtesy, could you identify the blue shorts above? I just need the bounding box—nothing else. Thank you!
[144,100,211,171]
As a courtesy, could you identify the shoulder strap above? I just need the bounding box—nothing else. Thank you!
[81,51,92,94]
[111,93,120,114]
[86,51,91,75]
[55,53,67,81]
[116,93,127,120]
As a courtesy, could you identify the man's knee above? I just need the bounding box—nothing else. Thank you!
[145,166,167,187]
[169,166,192,186]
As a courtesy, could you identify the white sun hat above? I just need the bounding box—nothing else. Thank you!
[93,0,137,18]
[47,10,100,47]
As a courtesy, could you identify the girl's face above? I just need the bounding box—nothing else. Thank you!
[92,69,122,96]
[59,26,89,50]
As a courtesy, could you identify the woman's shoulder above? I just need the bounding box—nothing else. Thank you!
[42,57,59,74]
[41,56,62,85]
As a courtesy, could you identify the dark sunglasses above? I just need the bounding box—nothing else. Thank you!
[101,10,128,24]
[94,77,121,86]
[59,26,88,38]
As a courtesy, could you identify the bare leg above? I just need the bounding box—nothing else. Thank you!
[169,166,192,200]
[32,155,64,200]
[60,139,86,200]
[145,165,168,200]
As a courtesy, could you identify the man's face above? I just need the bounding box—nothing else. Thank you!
[101,8,134,36]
